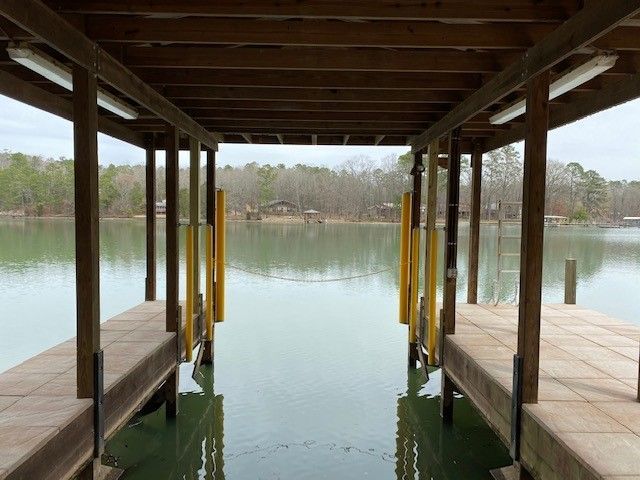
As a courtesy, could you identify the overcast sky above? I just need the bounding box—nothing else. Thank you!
[1,94,639,180]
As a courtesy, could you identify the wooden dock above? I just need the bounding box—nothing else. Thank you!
[0,302,177,480]
[444,303,640,480]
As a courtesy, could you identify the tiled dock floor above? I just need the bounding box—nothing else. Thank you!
[444,304,640,480]
[0,301,176,480]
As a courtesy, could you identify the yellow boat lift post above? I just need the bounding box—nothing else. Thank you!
[398,192,411,325]
[205,224,214,341]
[215,189,226,323]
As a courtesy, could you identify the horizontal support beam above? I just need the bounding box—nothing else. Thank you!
[45,0,579,22]
[411,0,640,153]
[133,68,485,90]
[160,86,468,103]
[84,16,560,49]
[119,46,516,73]
[80,16,640,51]
[0,0,220,149]
[0,68,145,147]
[484,73,640,151]
[171,99,460,112]
[126,109,495,123]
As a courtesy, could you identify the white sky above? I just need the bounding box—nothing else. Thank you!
[1,94,639,180]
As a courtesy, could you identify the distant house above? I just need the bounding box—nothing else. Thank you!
[155,200,166,215]
[545,215,568,225]
[303,209,322,223]
[623,216,640,227]
[368,202,397,220]
[262,199,299,215]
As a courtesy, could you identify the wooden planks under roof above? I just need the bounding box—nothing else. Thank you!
[1,1,640,152]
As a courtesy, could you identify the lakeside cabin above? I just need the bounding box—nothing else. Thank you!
[1,2,640,480]
[262,199,299,216]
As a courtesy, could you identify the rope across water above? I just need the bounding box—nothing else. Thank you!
[226,263,398,283]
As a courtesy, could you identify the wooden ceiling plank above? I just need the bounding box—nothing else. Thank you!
[46,0,578,22]
[83,16,558,49]
[0,0,220,149]
[411,0,640,153]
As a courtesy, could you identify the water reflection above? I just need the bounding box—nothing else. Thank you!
[105,364,226,479]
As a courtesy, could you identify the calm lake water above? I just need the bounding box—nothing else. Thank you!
[1,218,639,479]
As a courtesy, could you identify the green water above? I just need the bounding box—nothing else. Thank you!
[1,219,639,479]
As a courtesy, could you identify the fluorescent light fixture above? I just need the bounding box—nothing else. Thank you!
[489,54,618,125]
[7,43,138,120]
[97,90,139,120]
[7,44,73,91]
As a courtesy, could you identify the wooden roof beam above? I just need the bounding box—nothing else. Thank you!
[411,0,640,153]
[45,0,579,22]
[484,73,640,152]
[0,0,220,150]
[118,46,516,73]
[0,68,145,148]
[81,16,640,51]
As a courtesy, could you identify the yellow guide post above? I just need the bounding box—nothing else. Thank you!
[215,189,226,322]
[428,229,438,365]
[205,224,214,341]
[185,226,194,361]
[398,192,411,324]
[409,227,420,343]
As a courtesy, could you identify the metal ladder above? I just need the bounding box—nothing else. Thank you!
[494,200,522,305]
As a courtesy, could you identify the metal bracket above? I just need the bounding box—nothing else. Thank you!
[510,354,524,461]
[447,268,458,279]
[93,350,104,457]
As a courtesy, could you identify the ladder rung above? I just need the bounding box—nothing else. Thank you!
[500,269,520,274]
[501,235,521,240]
[499,253,520,257]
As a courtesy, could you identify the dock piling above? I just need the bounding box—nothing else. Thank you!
[564,258,577,304]
[399,192,411,325]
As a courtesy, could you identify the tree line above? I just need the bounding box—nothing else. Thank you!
[1,147,639,222]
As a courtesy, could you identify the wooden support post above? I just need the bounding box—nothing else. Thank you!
[189,138,201,329]
[424,141,438,365]
[145,134,157,301]
[440,126,462,422]
[73,63,103,471]
[408,151,423,368]
[73,64,100,398]
[165,124,180,417]
[512,71,550,468]
[467,142,483,304]
[202,148,215,365]
[564,258,577,305]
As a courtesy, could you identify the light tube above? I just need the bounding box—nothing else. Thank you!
[489,54,618,125]
[7,43,138,120]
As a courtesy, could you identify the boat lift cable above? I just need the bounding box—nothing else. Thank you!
[226,263,401,283]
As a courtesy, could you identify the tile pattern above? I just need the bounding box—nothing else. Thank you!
[0,301,173,479]
[450,304,640,480]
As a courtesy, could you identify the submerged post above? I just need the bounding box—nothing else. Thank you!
[511,71,550,471]
[441,127,462,422]
[467,141,483,304]
[564,259,577,305]
[165,124,180,417]
[408,151,424,367]
[424,141,439,365]
[145,134,156,301]
[203,148,216,364]
[73,62,103,475]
